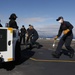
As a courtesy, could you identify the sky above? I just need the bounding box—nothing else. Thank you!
[0,0,75,37]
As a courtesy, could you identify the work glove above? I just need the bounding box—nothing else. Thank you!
[54,36,58,40]
[63,29,70,35]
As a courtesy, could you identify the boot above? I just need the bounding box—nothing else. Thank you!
[52,51,61,58]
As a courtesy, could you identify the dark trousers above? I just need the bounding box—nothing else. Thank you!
[26,36,38,43]
[56,35,74,54]
[26,36,30,43]
[30,37,38,45]
[20,35,25,44]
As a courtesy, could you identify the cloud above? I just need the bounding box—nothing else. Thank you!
[36,25,75,38]
[15,16,55,28]
[36,24,60,37]
[23,17,54,24]
[24,17,47,23]
[0,14,3,18]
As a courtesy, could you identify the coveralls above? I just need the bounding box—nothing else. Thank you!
[55,21,74,56]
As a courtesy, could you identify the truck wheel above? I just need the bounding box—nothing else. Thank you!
[15,40,21,63]
[2,61,15,71]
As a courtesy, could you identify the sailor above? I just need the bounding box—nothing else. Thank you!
[26,24,33,44]
[0,20,3,27]
[26,25,40,49]
[52,16,74,58]
[20,25,26,45]
[9,13,18,29]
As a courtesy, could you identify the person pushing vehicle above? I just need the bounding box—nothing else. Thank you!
[52,16,74,58]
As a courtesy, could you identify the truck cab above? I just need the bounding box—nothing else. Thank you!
[0,27,21,63]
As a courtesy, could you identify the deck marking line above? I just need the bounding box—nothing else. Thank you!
[30,58,75,63]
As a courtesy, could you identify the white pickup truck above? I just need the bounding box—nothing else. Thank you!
[0,27,21,63]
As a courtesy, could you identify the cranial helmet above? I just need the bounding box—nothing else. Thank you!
[9,13,17,20]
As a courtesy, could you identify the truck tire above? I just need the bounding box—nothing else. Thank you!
[15,40,21,63]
